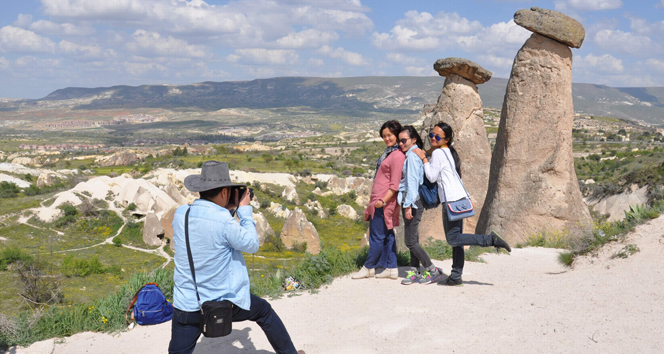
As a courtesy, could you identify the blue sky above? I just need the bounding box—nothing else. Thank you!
[0,0,663,98]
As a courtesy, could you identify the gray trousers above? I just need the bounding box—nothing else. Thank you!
[442,204,493,280]
[402,199,433,269]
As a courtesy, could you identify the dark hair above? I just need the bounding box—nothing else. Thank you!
[380,120,402,138]
[434,122,461,177]
[400,125,424,149]
[199,186,226,201]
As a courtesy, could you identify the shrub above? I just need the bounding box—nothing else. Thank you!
[0,181,20,198]
[112,236,122,247]
[125,203,137,212]
[260,200,271,209]
[0,246,33,271]
[61,255,106,277]
[15,260,63,307]
[23,185,41,196]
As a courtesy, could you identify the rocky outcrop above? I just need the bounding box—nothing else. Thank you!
[253,212,274,246]
[304,200,327,218]
[514,7,585,48]
[586,185,649,222]
[143,211,165,247]
[327,176,372,207]
[164,183,188,205]
[433,57,492,84]
[477,11,591,244]
[336,204,358,220]
[421,57,493,234]
[11,157,36,166]
[36,172,58,188]
[267,202,291,219]
[282,185,300,204]
[280,207,320,254]
[95,151,138,167]
[160,207,177,250]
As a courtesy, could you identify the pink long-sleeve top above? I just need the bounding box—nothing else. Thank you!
[364,149,405,230]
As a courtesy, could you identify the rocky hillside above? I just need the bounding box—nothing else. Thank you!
[1,77,663,125]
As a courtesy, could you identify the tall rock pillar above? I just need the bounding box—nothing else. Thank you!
[420,58,492,235]
[477,7,592,244]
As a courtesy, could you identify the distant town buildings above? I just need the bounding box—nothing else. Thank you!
[20,143,105,151]
[44,114,162,129]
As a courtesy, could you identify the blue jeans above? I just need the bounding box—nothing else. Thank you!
[168,294,297,354]
[364,207,397,269]
[442,204,493,280]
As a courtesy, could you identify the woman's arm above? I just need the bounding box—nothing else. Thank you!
[421,149,443,183]
[374,188,397,208]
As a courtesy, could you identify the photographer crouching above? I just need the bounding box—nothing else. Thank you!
[168,161,305,354]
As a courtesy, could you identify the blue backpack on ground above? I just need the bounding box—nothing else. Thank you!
[125,283,173,325]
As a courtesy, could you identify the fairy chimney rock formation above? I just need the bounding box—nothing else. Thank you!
[477,8,592,244]
[280,207,320,254]
[420,57,492,234]
[514,7,585,48]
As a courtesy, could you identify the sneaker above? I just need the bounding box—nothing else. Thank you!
[376,268,398,279]
[419,267,444,285]
[401,269,421,285]
[490,231,511,253]
[351,266,375,279]
[437,276,463,286]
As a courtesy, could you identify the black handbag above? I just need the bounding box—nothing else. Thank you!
[184,207,233,337]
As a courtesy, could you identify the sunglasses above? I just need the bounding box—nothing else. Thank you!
[398,139,409,145]
[429,132,444,141]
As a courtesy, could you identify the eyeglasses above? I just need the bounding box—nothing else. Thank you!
[398,139,409,145]
[429,132,444,141]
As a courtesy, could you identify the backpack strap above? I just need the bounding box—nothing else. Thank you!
[125,283,159,325]
[184,206,204,312]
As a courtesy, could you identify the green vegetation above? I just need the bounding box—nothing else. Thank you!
[611,244,640,259]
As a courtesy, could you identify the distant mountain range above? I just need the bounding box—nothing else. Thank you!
[1,77,663,126]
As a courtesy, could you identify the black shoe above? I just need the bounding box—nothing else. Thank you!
[491,231,511,253]
[437,276,463,286]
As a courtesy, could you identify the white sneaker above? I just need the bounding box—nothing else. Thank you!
[351,266,375,279]
[375,268,398,279]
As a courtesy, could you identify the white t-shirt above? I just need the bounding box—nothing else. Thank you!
[423,147,467,203]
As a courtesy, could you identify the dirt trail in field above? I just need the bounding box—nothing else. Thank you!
[13,214,664,354]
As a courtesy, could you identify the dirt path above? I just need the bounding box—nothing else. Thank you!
[13,215,664,354]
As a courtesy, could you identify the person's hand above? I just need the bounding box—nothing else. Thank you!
[414,149,426,160]
[405,206,413,220]
[239,187,251,207]
[374,199,385,209]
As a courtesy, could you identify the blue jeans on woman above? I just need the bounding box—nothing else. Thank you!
[168,294,297,354]
[364,207,397,269]
[442,203,493,280]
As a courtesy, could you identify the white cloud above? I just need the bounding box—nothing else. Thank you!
[594,29,658,54]
[385,53,420,65]
[318,45,368,66]
[627,16,664,39]
[372,10,483,50]
[646,58,664,73]
[232,49,299,65]
[404,66,432,76]
[308,58,324,66]
[123,62,167,76]
[275,29,338,48]
[0,26,56,53]
[574,53,624,72]
[457,20,531,56]
[126,30,207,58]
[554,0,622,11]
[477,54,513,70]
[40,0,373,45]
[13,14,33,28]
[29,20,95,36]
[0,57,9,70]
[58,40,111,59]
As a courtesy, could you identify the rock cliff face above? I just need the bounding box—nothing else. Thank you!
[421,58,492,234]
[95,151,138,167]
[280,207,320,254]
[477,10,592,243]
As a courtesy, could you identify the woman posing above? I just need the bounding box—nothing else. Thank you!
[352,120,405,280]
[415,122,511,286]
[397,125,444,285]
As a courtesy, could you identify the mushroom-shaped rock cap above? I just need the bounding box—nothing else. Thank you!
[433,57,493,85]
[514,7,585,48]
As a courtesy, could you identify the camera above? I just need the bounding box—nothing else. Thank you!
[229,186,254,202]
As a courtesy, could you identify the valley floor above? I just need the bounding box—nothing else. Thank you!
[13,215,664,354]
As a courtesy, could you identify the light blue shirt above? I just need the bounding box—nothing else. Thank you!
[172,199,258,312]
[397,145,423,208]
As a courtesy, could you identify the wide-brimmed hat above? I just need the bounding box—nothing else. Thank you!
[184,161,244,192]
